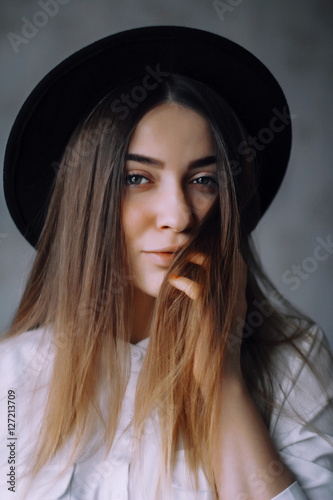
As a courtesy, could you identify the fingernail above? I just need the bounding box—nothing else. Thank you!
[169,274,180,280]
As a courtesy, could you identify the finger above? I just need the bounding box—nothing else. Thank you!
[168,275,200,300]
[187,251,208,267]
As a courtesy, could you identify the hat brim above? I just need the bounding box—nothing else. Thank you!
[4,25,292,247]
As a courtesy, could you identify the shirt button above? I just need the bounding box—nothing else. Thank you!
[122,411,133,424]
[131,348,142,362]
[112,491,126,499]
[111,454,127,465]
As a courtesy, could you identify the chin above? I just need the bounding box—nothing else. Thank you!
[134,272,166,298]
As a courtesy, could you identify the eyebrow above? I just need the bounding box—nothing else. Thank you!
[125,153,217,169]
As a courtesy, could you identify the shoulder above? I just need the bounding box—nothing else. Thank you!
[0,327,54,387]
[272,323,333,396]
[268,324,333,498]
[270,322,333,434]
[0,328,72,499]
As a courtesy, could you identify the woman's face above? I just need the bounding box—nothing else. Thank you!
[122,102,218,297]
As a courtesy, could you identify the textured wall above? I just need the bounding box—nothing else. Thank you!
[0,0,332,346]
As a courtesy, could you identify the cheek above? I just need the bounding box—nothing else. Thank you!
[192,192,218,221]
[122,200,151,247]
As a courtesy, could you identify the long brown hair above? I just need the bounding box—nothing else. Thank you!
[3,74,327,497]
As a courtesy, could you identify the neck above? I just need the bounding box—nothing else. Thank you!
[130,287,155,344]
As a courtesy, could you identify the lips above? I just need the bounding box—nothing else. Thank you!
[147,246,183,253]
[143,248,181,267]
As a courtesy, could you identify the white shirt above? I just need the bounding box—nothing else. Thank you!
[0,325,332,499]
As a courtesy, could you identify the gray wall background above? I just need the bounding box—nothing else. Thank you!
[1,0,332,346]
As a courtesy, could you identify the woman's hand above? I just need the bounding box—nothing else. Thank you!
[168,251,248,389]
[169,251,295,499]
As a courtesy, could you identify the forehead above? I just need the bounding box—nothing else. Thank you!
[129,103,215,155]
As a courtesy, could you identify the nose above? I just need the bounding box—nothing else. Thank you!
[155,182,193,233]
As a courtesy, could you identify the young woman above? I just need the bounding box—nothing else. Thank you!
[1,26,332,499]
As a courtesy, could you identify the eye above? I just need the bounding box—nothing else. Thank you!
[125,174,150,186]
[191,175,218,187]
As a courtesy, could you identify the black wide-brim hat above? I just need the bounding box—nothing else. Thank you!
[4,25,292,247]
